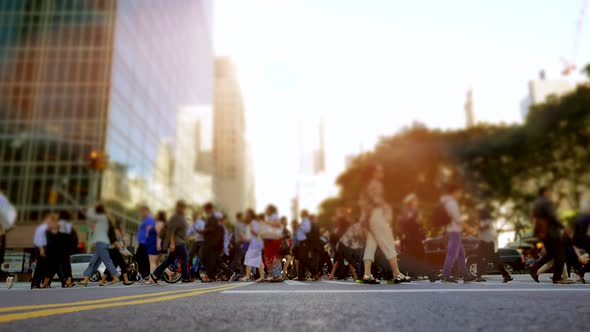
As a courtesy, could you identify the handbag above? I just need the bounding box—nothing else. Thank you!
[259,222,283,240]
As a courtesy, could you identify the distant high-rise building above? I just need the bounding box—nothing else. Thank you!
[0,0,213,249]
[174,106,214,205]
[465,89,475,128]
[521,72,573,118]
[213,57,254,218]
[294,117,330,214]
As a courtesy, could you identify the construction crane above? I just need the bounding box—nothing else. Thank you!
[562,0,589,76]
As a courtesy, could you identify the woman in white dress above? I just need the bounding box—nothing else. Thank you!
[240,209,265,282]
[361,164,410,284]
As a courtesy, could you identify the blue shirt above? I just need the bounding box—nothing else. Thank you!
[137,216,156,245]
[295,218,311,242]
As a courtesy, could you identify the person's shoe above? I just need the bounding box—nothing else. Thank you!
[201,276,213,283]
[362,275,380,284]
[476,277,487,282]
[503,276,513,283]
[238,276,251,282]
[428,274,438,283]
[529,268,540,283]
[228,272,238,282]
[441,277,458,284]
[553,278,575,285]
[463,275,478,283]
[141,274,158,285]
[355,279,364,284]
[6,276,14,289]
[575,272,586,284]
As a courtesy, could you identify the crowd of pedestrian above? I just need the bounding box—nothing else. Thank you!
[2,163,590,289]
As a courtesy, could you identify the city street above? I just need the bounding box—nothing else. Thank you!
[1,275,589,332]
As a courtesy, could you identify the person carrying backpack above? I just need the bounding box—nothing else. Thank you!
[439,185,478,283]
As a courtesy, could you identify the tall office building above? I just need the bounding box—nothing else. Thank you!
[521,72,573,119]
[213,57,254,218]
[464,89,474,128]
[294,117,329,215]
[0,0,213,248]
[174,105,214,205]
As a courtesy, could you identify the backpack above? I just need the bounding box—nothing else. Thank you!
[430,203,452,228]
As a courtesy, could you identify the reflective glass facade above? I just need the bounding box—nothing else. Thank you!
[0,0,213,230]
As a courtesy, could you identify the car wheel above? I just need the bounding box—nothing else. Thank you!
[89,271,101,282]
[504,264,514,275]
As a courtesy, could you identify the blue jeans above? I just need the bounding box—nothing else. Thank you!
[84,242,119,278]
[442,232,470,279]
[152,244,189,281]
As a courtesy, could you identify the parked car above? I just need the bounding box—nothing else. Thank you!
[70,254,105,281]
[423,237,526,276]
[422,236,480,275]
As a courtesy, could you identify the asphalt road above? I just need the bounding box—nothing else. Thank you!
[0,275,589,332]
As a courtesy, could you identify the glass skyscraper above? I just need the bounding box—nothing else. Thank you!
[0,0,212,248]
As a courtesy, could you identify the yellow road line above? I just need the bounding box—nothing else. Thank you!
[0,284,243,324]
[0,286,227,313]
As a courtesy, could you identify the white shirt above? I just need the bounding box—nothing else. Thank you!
[59,220,73,234]
[187,219,205,242]
[33,223,48,248]
[442,195,463,233]
[87,208,110,245]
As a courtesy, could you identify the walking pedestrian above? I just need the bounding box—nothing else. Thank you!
[230,212,247,280]
[146,211,166,274]
[31,214,51,289]
[440,184,478,283]
[79,204,120,286]
[294,210,316,281]
[476,208,512,283]
[42,215,74,288]
[143,200,190,284]
[529,187,573,284]
[240,209,265,282]
[261,205,284,282]
[201,212,228,282]
[57,210,77,287]
[136,206,155,279]
[398,194,431,280]
[573,197,590,283]
[360,165,410,284]
[101,219,133,286]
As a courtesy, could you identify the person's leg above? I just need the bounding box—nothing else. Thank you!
[442,232,461,279]
[177,245,190,281]
[283,254,293,275]
[549,238,566,281]
[296,242,309,279]
[363,231,377,278]
[456,239,472,278]
[82,250,102,281]
[136,244,149,279]
[151,252,176,280]
[202,246,218,280]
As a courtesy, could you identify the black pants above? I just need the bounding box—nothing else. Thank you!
[104,249,128,278]
[45,253,68,286]
[230,244,245,276]
[201,247,229,280]
[533,236,565,281]
[296,241,318,279]
[477,241,510,278]
[136,244,150,278]
[31,249,48,288]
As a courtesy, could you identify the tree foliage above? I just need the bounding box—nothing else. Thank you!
[320,78,590,236]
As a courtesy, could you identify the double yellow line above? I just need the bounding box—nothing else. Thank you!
[0,284,242,323]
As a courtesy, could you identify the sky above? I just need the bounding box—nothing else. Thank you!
[213,0,590,215]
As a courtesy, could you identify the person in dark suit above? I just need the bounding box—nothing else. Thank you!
[530,186,573,284]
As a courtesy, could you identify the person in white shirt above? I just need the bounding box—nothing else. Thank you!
[30,214,51,289]
[441,185,477,283]
[79,203,120,286]
[240,209,265,282]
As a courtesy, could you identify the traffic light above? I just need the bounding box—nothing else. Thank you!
[88,151,108,171]
[48,190,58,205]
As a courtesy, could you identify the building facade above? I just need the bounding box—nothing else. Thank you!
[0,0,213,249]
[213,57,254,218]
